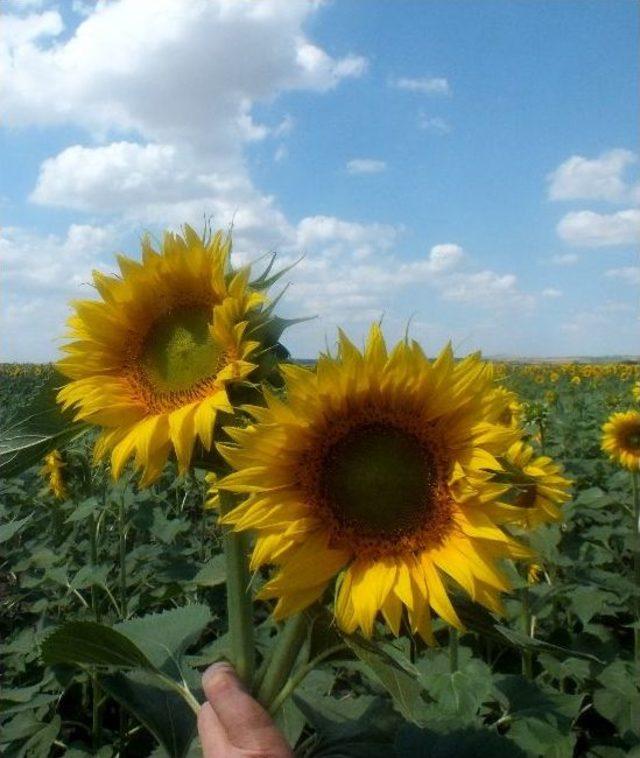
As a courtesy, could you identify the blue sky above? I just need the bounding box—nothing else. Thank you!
[2,0,638,361]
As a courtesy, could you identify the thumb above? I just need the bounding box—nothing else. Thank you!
[199,662,293,757]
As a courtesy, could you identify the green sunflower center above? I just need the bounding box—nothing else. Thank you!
[320,423,437,535]
[141,307,224,393]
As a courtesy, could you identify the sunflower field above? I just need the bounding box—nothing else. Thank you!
[1,228,639,758]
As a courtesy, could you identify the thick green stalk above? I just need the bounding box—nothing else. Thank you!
[257,612,310,708]
[449,627,459,673]
[218,490,255,687]
[632,470,640,667]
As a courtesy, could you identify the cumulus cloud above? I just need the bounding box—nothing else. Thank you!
[557,209,640,247]
[346,158,387,175]
[3,0,367,147]
[1,223,115,293]
[541,288,562,298]
[605,266,640,285]
[393,76,450,95]
[426,243,464,272]
[548,149,639,203]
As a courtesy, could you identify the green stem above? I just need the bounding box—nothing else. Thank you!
[89,512,101,623]
[449,628,459,673]
[521,587,533,679]
[218,490,255,687]
[118,492,128,619]
[268,644,347,716]
[632,470,640,668]
[257,612,311,708]
[88,511,101,750]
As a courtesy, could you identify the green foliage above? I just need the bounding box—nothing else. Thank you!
[1,362,640,755]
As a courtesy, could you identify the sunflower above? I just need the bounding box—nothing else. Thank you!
[217,325,533,642]
[40,449,68,500]
[632,381,640,403]
[484,386,523,428]
[602,410,640,471]
[57,225,284,486]
[485,440,571,528]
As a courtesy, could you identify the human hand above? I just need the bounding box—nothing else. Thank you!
[198,662,294,757]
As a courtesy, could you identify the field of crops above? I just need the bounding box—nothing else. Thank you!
[1,359,639,758]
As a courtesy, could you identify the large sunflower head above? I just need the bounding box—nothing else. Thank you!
[217,325,534,642]
[484,440,572,528]
[602,410,640,470]
[57,225,288,486]
[40,449,68,501]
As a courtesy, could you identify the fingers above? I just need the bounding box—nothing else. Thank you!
[201,662,293,756]
[198,702,231,757]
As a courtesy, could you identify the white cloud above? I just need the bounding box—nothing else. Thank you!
[541,287,562,298]
[346,158,387,175]
[426,243,464,272]
[1,223,115,293]
[439,270,531,308]
[548,149,638,203]
[418,114,450,134]
[550,253,579,266]
[393,77,450,95]
[2,1,366,147]
[557,209,640,247]
[605,266,640,285]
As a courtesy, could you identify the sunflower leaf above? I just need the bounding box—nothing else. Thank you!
[0,369,87,478]
[101,670,197,758]
[342,634,426,725]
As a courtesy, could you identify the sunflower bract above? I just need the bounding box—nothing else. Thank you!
[57,225,267,486]
[216,324,545,642]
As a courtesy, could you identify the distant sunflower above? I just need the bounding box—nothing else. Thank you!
[40,449,68,500]
[486,441,571,527]
[217,326,532,642]
[57,225,281,485]
[484,386,522,428]
[632,382,640,403]
[602,411,640,471]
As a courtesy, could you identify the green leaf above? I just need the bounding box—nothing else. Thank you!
[17,715,61,758]
[343,634,425,725]
[294,694,400,758]
[273,696,306,748]
[69,564,111,590]
[0,369,86,478]
[507,719,576,758]
[41,621,155,671]
[190,554,226,587]
[395,724,527,758]
[65,496,101,523]
[593,661,640,738]
[569,585,620,625]
[494,675,583,756]
[114,604,211,678]
[101,670,197,758]
[0,515,31,544]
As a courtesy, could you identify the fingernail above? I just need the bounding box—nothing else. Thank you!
[202,660,234,684]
